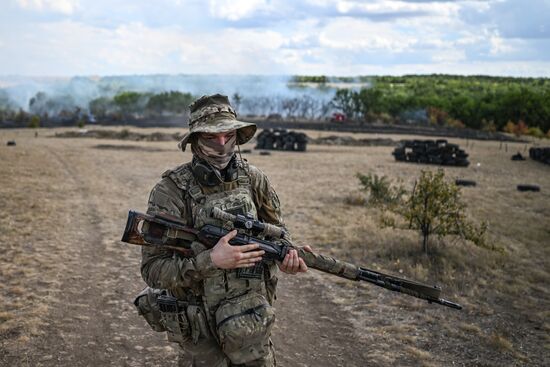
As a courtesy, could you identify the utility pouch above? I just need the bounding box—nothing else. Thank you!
[186,305,210,344]
[133,287,166,332]
[215,292,275,365]
[158,295,191,344]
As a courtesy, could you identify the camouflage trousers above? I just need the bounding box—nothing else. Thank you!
[177,338,276,367]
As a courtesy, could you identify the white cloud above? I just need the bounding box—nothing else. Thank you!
[16,0,79,14]
[489,33,515,55]
[208,0,270,21]
[2,0,549,77]
[0,20,289,75]
[336,0,460,16]
[432,48,467,63]
[319,18,416,52]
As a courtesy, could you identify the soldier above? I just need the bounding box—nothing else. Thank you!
[141,94,310,367]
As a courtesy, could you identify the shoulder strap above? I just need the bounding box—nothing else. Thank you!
[236,158,252,190]
[163,163,193,190]
[162,163,198,226]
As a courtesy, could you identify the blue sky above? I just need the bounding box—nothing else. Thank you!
[1,0,549,76]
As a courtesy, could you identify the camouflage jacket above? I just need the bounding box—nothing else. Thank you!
[140,161,286,298]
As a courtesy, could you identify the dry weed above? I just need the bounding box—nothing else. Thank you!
[343,192,367,206]
[458,322,482,336]
[488,332,514,352]
[404,346,432,361]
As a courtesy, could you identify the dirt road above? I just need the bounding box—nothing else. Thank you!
[1,129,548,366]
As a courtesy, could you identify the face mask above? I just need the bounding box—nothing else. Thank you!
[191,133,237,170]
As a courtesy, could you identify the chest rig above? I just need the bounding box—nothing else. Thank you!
[167,160,269,308]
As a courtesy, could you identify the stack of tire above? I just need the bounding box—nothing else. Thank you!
[255,128,308,152]
[529,147,550,166]
[392,139,469,167]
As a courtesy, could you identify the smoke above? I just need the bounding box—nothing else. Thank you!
[0,74,344,117]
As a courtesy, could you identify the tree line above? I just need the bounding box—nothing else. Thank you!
[0,90,195,127]
[329,75,550,137]
[1,74,549,138]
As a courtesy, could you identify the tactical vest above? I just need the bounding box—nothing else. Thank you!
[163,160,271,309]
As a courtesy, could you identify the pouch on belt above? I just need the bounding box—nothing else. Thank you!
[215,292,275,365]
[133,287,166,332]
[157,294,191,344]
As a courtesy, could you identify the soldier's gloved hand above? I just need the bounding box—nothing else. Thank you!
[278,245,312,275]
[210,230,265,269]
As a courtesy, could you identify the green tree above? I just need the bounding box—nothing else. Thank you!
[89,97,114,119]
[114,91,146,115]
[356,87,384,119]
[29,115,40,128]
[15,108,29,124]
[403,170,486,254]
[146,91,194,114]
[331,89,358,119]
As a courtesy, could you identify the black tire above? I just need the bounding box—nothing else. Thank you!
[259,151,272,156]
[418,156,428,164]
[455,179,476,187]
[296,142,307,152]
[517,184,540,192]
[7,140,16,146]
[454,159,470,167]
[511,153,525,161]
[264,138,274,150]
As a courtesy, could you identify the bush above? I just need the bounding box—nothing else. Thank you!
[482,119,497,132]
[515,120,529,136]
[402,170,487,254]
[356,173,405,207]
[120,128,130,138]
[527,127,544,138]
[447,118,465,129]
[503,121,516,134]
[28,115,40,128]
[502,120,530,136]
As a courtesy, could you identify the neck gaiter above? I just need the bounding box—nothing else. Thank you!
[191,133,237,170]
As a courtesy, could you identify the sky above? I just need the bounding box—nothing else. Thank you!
[0,0,549,77]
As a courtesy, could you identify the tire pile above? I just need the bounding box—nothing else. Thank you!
[529,147,550,166]
[392,139,469,167]
[255,128,308,152]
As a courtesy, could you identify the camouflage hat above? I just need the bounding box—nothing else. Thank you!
[178,94,256,151]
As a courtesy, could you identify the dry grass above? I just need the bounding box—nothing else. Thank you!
[488,333,514,352]
[404,346,432,362]
[487,333,529,362]
[458,322,482,336]
[0,127,549,366]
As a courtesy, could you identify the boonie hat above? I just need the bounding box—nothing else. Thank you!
[178,94,257,151]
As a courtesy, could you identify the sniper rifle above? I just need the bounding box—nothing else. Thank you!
[121,208,462,310]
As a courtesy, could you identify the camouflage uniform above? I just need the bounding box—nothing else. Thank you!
[141,95,284,367]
